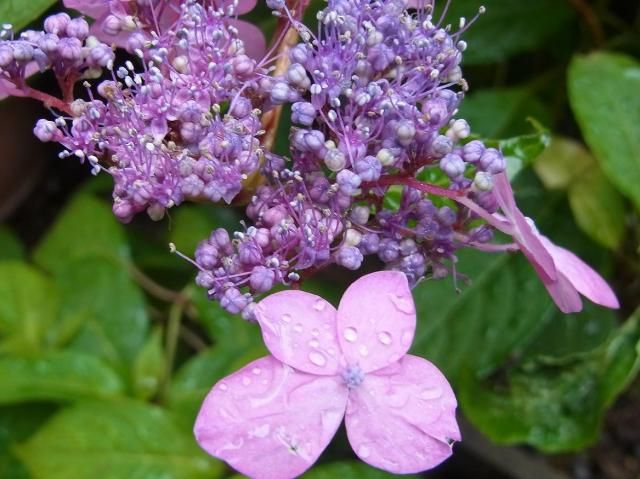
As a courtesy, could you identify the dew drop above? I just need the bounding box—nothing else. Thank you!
[293,323,304,333]
[219,382,228,391]
[281,314,292,323]
[357,445,371,459]
[313,300,326,311]
[420,387,443,400]
[343,327,358,342]
[358,345,369,357]
[242,376,251,386]
[311,328,320,337]
[308,351,327,367]
[388,293,415,314]
[327,348,336,356]
[308,339,320,348]
[252,367,262,375]
[378,331,392,345]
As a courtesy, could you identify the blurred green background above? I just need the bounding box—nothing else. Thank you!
[1,0,640,478]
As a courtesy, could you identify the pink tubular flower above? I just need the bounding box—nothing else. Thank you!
[194,271,460,478]
[493,172,619,313]
[63,0,266,59]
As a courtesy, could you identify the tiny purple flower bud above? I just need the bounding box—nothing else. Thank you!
[44,13,71,35]
[58,37,83,61]
[378,238,400,262]
[250,266,275,293]
[336,169,361,195]
[359,233,380,254]
[478,148,506,174]
[286,63,310,90]
[66,18,90,40]
[232,54,254,79]
[335,246,363,270]
[431,135,453,157]
[101,15,122,36]
[291,102,316,126]
[354,155,382,182]
[33,119,62,142]
[463,140,485,164]
[439,153,465,178]
[220,288,250,314]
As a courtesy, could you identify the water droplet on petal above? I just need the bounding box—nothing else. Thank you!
[242,376,251,386]
[311,328,320,337]
[308,339,320,348]
[358,445,371,458]
[252,367,261,375]
[378,331,392,345]
[327,348,336,356]
[388,293,415,314]
[313,300,326,311]
[293,323,303,333]
[219,382,228,391]
[308,351,326,367]
[343,327,358,342]
[420,387,443,400]
[281,314,292,323]
[358,345,369,357]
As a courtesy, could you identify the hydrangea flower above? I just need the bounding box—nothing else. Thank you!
[63,0,266,59]
[194,271,459,478]
[492,172,619,313]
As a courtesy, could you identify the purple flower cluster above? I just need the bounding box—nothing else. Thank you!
[192,0,502,315]
[36,1,266,222]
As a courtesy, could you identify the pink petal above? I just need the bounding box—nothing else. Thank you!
[229,19,267,60]
[195,356,348,479]
[493,173,557,282]
[541,271,583,314]
[337,271,416,373]
[255,291,342,375]
[63,0,107,18]
[231,0,258,15]
[345,355,460,474]
[544,239,619,310]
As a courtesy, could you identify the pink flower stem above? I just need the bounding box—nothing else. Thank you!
[22,87,73,115]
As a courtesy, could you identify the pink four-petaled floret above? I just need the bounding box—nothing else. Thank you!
[194,271,460,478]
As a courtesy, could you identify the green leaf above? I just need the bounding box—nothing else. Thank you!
[0,351,124,404]
[0,226,24,262]
[458,87,550,138]
[56,256,149,371]
[568,167,625,250]
[534,137,593,190]
[440,0,574,65]
[132,327,165,401]
[169,205,240,256]
[303,461,420,478]
[0,403,57,479]
[568,52,640,209]
[0,0,58,32]
[498,129,550,180]
[33,194,130,275]
[0,262,58,354]
[459,312,640,452]
[15,400,222,479]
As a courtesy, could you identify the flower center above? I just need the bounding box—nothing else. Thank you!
[342,366,365,389]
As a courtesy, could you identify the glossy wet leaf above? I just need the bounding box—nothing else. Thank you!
[56,256,149,372]
[0,351,124,404]
[0,0,58,32]
[569,52,640,209]
[460,312,640,452]
[16,400,223,479]
[0,262,58,354]
[132,327,165,401]
[33,194,130,275]
[440,0,574,65]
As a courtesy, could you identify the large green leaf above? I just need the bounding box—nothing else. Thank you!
[132,327,165,401]
[0,351,124,404]
[0,262,58,354]
[0,403,57,479]
[15,400,222,479]
[440,0,574,65]
[33,194,130,275]
[0,226,24,262]
[460,312,640,452]
[56,256,149,370]
[0,0,57,32]
[498,129,550,180]
[568,52,640,209]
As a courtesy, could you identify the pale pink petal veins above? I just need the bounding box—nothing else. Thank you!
[543,238,619,310]
[255,291,342,375]
[337,271,416,373]
[493,173,557,282]
[195,356,348,479]
[345,355,459,474]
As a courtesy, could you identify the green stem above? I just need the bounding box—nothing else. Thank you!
[159,300,184,401]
